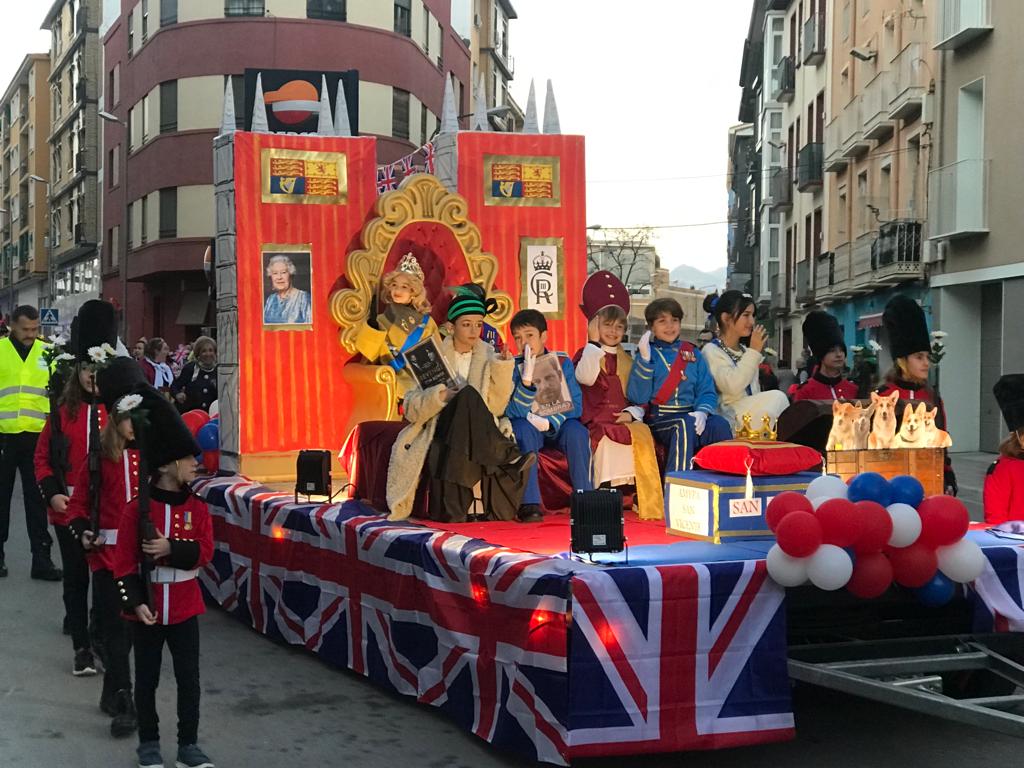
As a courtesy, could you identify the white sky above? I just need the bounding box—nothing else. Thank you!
[1,1,751,271]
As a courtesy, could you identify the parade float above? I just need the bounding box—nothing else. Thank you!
[194,74,1024,764]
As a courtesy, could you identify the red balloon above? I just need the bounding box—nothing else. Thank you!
[775,511,823,558]
[852,501,894,553]
[889,542,938,588]
[182,409,211,437]
[917,495,969,548]
[846,552,894,599]
[766,491,814,532]
[815,498,862,548]
[202,449,219,474]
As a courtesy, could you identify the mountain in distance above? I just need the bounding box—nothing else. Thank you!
[669,264,727,291]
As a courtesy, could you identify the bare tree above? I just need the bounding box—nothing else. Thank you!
[586,227,655,292]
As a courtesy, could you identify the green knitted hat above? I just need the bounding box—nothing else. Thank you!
[447,285,491,322]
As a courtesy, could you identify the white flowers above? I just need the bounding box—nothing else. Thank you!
[56,352,75,362]
[868,339,882,352]
[51,333,68,347]
[931,330,947,339]
[87,343,117,364]
[850,345,864,353]
[117,394,143,413]
[763,346,777,357]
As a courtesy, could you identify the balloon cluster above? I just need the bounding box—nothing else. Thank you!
[182,405,220,474]
[765,472,986,605]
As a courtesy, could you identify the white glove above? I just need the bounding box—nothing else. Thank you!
[691,410,707,436]
[637,331,652,362]
[526,412,550,432]
[521,344,537,385]
[624,405,645,422]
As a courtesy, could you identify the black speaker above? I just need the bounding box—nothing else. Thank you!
[570,488,625,554]
[295,450,332,498]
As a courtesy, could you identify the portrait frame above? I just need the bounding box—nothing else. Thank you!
[518,237,565,320]
[262,243,314,331]
[483,154,561,207]
[261,148,348,205]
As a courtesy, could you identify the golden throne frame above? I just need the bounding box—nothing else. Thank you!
[329,173,513,432]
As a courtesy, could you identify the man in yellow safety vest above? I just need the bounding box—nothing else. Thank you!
[0,306,61,579]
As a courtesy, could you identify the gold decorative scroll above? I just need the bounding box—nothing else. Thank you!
[483,154,561,207]
[329,173,513,354]
[261,148,348,205]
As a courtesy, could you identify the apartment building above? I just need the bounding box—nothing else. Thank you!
[726,123,756,294]
[0,54,52,318]
[42,0,103,322]
[928,1,1023,452]
[820,0,934,360]
[101,0,472,344]
[453,0,524,130]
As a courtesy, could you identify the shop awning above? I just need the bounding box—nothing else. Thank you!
[176,291,210,326]
[857,312,884,330]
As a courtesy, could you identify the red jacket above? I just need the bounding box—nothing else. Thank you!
[33,401,108,526]
[793,370,859,402]
[66,450,140,572]
[984,456,1024,525]
[113,487,213,626]
[877,380,957,494]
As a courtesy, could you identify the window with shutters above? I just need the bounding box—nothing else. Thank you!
[392,87,410,140]
[394,0,411,37]
[159,187,177,239]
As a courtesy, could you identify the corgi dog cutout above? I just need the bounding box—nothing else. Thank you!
[922,405,953,448]
[827,401,861,451]
[868,390,900,449]
[893,402,926,448]
[853,401,876,450]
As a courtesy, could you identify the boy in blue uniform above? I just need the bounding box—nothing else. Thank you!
[627,298,731,472]
[507,310,593,522]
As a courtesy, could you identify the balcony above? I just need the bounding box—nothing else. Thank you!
[770,268,789,317]
[889,43,927,120]
[797,142,824,192]
[874,220,925,284]
[795,258,814,305]
[815,252,834,301]
[768,167,792,210]
[824,118,847,172]
[771,56,796,103]
[935,0,993,50]
[863,75,895,141]
[831,243,854,297]
[803,13,827,66]
[851,232,879,291]
[928,158,990,239]
[840,96,871,159]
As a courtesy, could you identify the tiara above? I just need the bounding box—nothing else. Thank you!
[396,253,424,281]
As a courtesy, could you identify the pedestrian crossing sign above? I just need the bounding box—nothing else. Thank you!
[40,308,59,325]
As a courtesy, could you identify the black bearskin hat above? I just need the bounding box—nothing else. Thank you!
[802,310,846,362]
[96,357,149,413]
[882,295,930,361]
[993,374,1024,433]
[70,300,119,364]
[133,388,201,471]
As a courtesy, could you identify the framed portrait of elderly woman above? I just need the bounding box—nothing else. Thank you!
[262,244,313,330]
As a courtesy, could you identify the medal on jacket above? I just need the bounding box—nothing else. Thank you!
[184,510,192,531]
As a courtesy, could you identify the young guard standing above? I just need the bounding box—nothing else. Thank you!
[984,375,1024,524]
[112,387,215,768]
[67,356,148,737]
[793,310,858,401]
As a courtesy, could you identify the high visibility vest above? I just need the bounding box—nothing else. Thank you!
[0,338,51,434]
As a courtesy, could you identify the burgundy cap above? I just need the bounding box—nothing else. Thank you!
[580,270,630,319]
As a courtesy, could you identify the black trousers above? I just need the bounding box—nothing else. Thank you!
[426,387,528,523]
[0,431,51,555]
[54,524,90,650]
[93,568,132,694]
[133,617,201,746]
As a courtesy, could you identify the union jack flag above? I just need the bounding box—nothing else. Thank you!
[421,141,436,174]
[400,154,417,177]
[970,544,1024,632]
[195,477,794,763]
[376,164,398,195]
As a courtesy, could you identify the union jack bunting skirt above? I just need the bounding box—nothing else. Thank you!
[195,477,795,763]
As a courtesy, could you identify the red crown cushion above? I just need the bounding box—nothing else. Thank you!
[693,440,823,476]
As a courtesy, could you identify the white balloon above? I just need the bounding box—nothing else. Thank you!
[806,474,849,501]
[886,503,922,548]
[937,540,987,583]
[806,544,853,591]
[766,545,809,587]
[809,495,830,511]
[209,400,220,419]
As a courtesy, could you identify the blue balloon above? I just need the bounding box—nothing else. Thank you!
[847,472,893,506]
[889,474,925,509]
[196,421,220,451]
[914,572,956,607]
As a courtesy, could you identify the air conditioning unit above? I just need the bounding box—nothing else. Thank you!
[921,92,935,125]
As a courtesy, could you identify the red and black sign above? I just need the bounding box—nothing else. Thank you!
[243,68,359,134]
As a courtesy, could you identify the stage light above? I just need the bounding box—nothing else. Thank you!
[272,526,286,540]
[295,449,335,503]
[570,489,626,560]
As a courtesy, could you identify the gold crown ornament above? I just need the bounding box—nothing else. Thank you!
[396,253,425,282]
[737,413,756,440]
[760,414,778,441]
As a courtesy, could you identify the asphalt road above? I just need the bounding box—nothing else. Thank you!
[2,490,1023,768]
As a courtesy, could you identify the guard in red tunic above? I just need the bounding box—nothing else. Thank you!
[984,374,1024,524]
[572,271,663,520]
[793,310,858,401]
[67,356,148,737]
[112,388,214,768]
[877,295,956,495]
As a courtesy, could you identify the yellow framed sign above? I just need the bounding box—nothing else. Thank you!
[261,148,347,205]
[483,154,561,207]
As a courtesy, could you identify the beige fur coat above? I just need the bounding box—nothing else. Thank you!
[385,337,515,520]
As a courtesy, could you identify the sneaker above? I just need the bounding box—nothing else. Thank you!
[73,648,98,677]
[137,740,164,768]
[176,743,214,768]
[31,554,62,581]
[110,689,138,738]
[516,504,544,523]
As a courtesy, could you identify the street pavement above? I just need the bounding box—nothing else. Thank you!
[3,484,1024,768]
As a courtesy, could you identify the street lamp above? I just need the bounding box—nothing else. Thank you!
[99,110,130,338]
[28,174,54,310]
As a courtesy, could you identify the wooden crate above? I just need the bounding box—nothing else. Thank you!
[826,448,944,497]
